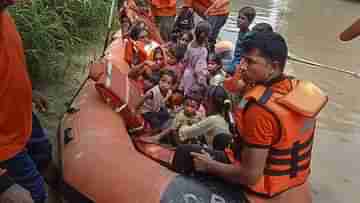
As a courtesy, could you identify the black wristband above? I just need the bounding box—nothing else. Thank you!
[0,173,15,194]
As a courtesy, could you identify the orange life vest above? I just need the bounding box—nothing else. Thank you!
[0,11,33,161]
[124,38,148,66]
[230,78,328,198]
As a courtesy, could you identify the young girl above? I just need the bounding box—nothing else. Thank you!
[180,21,211,96]
[165,46,185,88]
[140,69,177,130]
[125,21,151,72]
[176,31,194,61]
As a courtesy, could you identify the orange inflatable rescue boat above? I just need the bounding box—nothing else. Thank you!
[57,1,312,202]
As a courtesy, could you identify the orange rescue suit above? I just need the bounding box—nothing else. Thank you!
[228,78,328,198]
[150,0,177,17]
[0,11,33,161]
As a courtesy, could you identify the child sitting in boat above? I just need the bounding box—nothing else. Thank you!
[177,86,231,147]
[142,90,205,145]
[146,46,167,83]
[207,52,226,86]
[176,31,194,61]
[173,95,205,145]
[180,21,211,97]
[165,46,185,89]
[225,6,256,75]
[140,69,176,130]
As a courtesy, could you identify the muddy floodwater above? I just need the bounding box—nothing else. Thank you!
[219,0,360,202]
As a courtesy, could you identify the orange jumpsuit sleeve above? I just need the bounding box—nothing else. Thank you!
[241,103,280,148]
[183,0,193,7]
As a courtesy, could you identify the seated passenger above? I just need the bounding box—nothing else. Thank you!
[177,86,231,147]
[173,95,204,145]
[207,52,226,86]
[139,69,176,130]
[146,47,167,83]
[168,90,185,115]
[176,31,194,60]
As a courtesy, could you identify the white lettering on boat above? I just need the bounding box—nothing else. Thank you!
[210,194,226,203]
[182,193,227,203]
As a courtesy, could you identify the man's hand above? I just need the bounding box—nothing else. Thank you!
[190,150,214,173]
[32,90,49,113]
[0,184,34,203]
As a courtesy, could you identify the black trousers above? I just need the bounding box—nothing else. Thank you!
[172,144,230,175]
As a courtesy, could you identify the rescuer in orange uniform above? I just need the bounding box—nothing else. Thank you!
[172,32,328,202]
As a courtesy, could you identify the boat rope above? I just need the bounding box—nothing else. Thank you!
[223,22,360,79]
[287,53,360,78]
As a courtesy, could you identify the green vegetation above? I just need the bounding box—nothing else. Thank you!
[8,0,112,84]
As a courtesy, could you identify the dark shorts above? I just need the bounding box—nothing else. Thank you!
[2,151,47,203]
[172,144,230,175]
[27,112,52,172]
[0,112,51,203]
